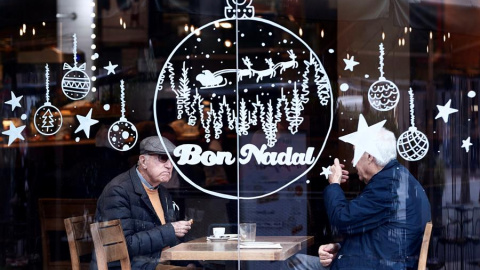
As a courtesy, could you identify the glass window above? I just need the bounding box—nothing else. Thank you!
[0,0,479,269]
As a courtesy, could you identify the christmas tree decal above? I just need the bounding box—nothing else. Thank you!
[34,64,63,136]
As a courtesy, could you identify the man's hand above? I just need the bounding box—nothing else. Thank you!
[318,243,341,267]
[328,158,349,184]
[171,220,192,237]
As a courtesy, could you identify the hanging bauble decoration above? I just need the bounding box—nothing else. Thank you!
[397,88,429,161]
[34,64,63,136]
[108,80,138,151]
[62,33,91,100]
[367,43,400,111]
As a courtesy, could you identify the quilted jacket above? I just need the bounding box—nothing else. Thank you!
[90,166,179,270]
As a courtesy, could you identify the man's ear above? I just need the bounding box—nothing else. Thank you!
[139,155,147,168]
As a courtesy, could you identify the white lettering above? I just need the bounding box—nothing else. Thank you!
[174,143,315,166]
[174,144,235,166]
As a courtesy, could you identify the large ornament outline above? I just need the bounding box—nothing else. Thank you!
[153,11,334,200]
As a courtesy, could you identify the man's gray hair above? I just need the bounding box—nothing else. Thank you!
[371,127,397,167]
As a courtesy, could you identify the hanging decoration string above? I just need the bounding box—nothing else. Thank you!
[120,79,126,118]
[45,64,50,103]
[73,33,77,67]
[409,88,415,127]
[378,43,385,79]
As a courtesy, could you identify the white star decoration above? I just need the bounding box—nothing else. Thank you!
[320,166,332,179]
[461,137,473,153]
[2,122,26,146]
[5,91,23,111]
[435,99,458,123]
[75,108,99,138]
[104,61,118,75]
[339,114,386,167]
[343,56,359,71]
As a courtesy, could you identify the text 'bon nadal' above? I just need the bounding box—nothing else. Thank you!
[173,144,315,166]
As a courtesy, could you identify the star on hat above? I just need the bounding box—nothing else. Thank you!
[339,114,386,167]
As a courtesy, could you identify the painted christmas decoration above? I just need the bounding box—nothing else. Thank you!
[108,80,138,151]
[367,43,400,111]
[34,64,63,136]
[153,0,333,199]
[61,34,91,100]
[397,88,429,161]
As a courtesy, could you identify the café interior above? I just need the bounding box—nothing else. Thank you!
[0,0,479,269]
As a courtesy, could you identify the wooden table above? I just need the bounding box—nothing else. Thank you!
[161,236,313,261]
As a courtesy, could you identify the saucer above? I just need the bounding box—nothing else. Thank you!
[207,235,229,242]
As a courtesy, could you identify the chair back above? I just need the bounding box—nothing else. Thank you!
[90,219,131,270]
[418,221,433,270]
[64,215,95,270]
[38,198,97,270]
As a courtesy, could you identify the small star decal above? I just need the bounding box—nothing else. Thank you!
[103,61,118,75]
[5,91,23,111]
[2,122,26,146]
[74,108,99,138]
[320,166,332,179]
[343,56,359,71]
[461,137,473,153]
[435,99,458,123]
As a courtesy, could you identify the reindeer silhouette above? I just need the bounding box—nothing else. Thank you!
[255,58,276,82]
[276,49,298,74]
[238,57,254,81]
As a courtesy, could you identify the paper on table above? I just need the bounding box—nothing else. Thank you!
[239,242,282,249]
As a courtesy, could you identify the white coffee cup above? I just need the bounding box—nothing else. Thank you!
[213,227,225,238]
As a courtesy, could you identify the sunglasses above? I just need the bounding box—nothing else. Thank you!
[147,153,172,163]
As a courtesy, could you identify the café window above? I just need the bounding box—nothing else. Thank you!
[0,0,479,269]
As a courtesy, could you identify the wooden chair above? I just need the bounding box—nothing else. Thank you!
[90,219,131,270]
[64,215,95,270]
[90,220,190,270]
[418,221,433,270]
[38,198,97,270]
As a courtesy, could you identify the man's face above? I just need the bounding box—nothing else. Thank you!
[353,152,370,183]
[143,154,173,186]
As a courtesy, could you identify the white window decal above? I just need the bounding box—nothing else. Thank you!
[108,80,138,151]
[153,0,334,199]
[397,88,429,161]
[367,43,400,111]
[34,64,63,136]
[62,34,91,100]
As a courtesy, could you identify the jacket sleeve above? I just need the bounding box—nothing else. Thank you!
[96,184,178,257]
[323,182,392,235]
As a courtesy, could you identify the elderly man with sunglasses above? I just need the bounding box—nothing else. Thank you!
[91,136,194,270]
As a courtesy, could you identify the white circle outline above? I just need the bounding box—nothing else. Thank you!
[153,17,333,200]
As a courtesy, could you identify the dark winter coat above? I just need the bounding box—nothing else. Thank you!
[90,166,179,270]
[324,159,431,270]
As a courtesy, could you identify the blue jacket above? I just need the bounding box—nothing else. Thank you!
[90,166,180,270]
[324,159,431,270]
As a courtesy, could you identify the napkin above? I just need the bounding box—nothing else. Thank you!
[239,242,282,249]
